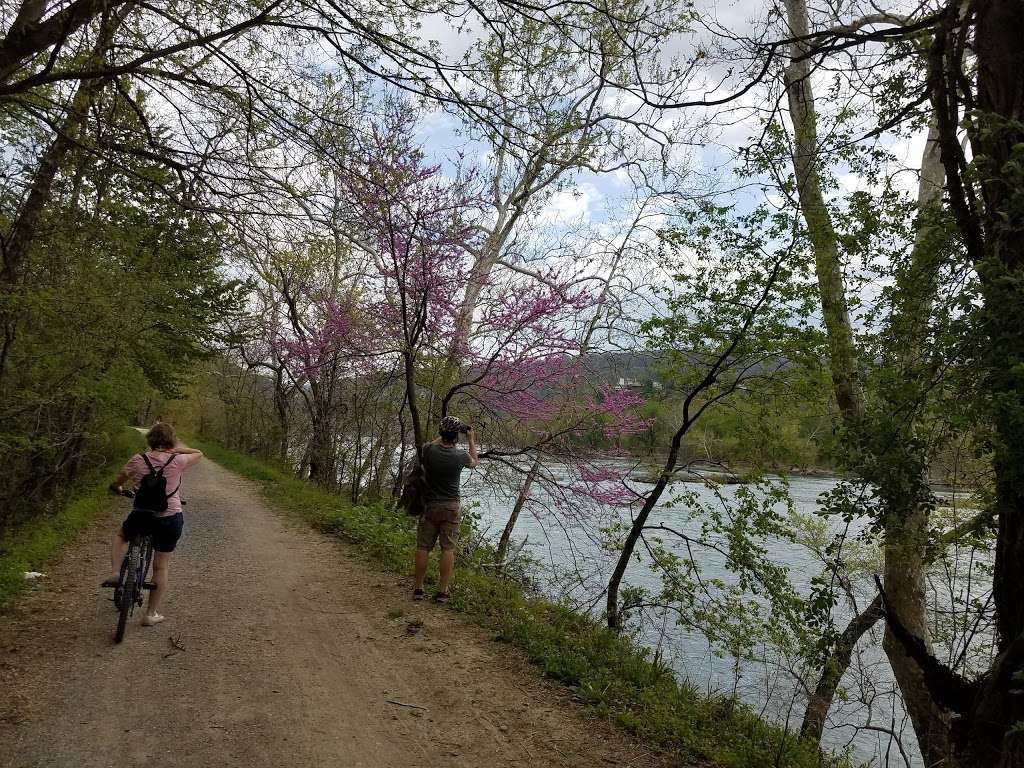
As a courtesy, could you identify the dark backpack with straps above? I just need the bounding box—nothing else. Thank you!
[398,447,428,517]
[135,454,179,512]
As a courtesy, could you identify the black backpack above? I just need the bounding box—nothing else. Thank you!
[135,454,179,512]
[398,447,428,517]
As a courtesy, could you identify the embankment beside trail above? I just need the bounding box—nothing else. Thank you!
[0,428,143,608]
[188,437,845,768]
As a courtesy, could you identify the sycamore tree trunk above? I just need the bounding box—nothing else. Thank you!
[881,505,952,765]
[799,117,945,746]
[783,5,863,421]
[783,2,951,763]
[878,115,952,766]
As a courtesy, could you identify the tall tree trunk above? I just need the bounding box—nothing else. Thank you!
[880,115,952,767]
[784,2,951,762]
[950,3,1024,763]
[801,116,947,756]
[393,406,410,498]
[882,506,952,765]
[783,0,864,421]
[971,0,1024,658]
[368,433,394,501]
[306,418,336,488]
[403,351,424,451]
[273,367,290,463]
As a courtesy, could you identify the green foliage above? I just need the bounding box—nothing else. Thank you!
[615,377,834,468]
[680,383,833,469]
[644,200,825,436]
[622,477,831,666]
[0,427,142,608]
[191,437,843,768]
[0,100,244,529]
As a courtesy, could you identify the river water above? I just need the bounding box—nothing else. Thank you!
[462,463,961,768]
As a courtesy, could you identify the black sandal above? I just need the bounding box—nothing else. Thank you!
[412,588,425,601]
[432,591,451,604]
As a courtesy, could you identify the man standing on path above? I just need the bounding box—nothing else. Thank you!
[413,416,479,602]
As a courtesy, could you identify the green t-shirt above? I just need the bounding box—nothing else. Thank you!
[422,443,472,502]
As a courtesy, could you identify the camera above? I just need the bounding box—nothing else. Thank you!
[458,423,472,434]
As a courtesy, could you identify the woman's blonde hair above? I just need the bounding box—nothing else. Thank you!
[145,422,176,450]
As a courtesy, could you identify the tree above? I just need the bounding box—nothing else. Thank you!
[778,2,954,759]
[888,1,1024,764]
[0,88,240,527]
[605,201,816,630]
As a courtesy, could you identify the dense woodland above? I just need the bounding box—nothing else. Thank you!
[1,0,1022,765]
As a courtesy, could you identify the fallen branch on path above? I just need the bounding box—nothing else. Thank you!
[386,699,427,710]
[164,634,186,658]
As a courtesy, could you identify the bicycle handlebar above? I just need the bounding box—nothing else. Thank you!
[109,484,135,499]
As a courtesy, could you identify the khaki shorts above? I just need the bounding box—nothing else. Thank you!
[416,500,461,551]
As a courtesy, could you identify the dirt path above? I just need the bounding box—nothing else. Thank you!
[0,458,671,768]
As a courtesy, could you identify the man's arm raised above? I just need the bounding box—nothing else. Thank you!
[465,427,480,468]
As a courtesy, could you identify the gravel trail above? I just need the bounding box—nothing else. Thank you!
[0,457,671,768]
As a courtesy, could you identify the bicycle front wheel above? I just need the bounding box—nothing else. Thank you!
[115,545,140,643]
[115,563,131,643]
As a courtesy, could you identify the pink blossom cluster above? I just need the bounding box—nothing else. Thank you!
[471,355,578,423]
[245,109,658,520]
[268,290,387,381]
[566,461,637,508]
[340,112,483,355]
[586,386,655,438]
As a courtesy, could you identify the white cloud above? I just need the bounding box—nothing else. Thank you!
[536,184,602,226]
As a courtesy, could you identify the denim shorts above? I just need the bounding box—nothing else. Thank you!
[121,510,184,553]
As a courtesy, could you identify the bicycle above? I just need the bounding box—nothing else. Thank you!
[106,488,156,643]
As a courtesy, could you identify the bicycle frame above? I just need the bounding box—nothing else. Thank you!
[113,528,155,643]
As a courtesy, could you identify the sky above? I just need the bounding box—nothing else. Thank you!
[406,0,931,240]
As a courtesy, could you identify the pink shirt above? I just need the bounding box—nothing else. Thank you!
[121,450,200,515]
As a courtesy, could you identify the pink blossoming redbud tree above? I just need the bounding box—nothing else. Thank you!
[248,109,652,534]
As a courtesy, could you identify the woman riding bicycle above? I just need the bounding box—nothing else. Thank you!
[104,422,203,626]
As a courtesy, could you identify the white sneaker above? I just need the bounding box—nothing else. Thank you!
[141,613,166,626]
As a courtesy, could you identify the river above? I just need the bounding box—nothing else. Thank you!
[462,463,980,768]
